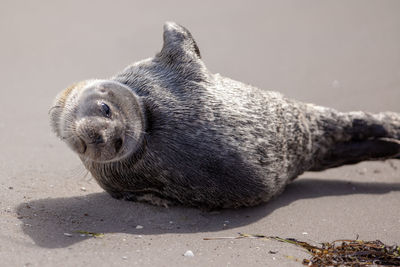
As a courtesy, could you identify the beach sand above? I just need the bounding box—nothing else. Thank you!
[0,1,399,266]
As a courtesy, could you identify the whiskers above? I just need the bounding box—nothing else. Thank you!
[48,105,63,115]
[125,129,147,143]
[60,134,76,141]
[49,105,78,139]
[64,162,92,182]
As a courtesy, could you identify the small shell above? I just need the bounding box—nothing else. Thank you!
[183,250,194,257]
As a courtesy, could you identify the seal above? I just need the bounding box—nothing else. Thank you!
[50,22,400,209]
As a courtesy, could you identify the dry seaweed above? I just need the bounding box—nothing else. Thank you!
[204,233,400,266]
[75,230,104,238]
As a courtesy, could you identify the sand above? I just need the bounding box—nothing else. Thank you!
[0,1,399,266]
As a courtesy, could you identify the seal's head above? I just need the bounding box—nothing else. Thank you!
[50,80,145,163]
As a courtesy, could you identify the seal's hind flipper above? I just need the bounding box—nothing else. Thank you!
[345,111,400,141]
[310,138,400,171]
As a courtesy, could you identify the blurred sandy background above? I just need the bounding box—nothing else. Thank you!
[0,1,399,266]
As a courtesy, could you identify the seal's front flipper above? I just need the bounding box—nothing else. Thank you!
[310,138,400,171]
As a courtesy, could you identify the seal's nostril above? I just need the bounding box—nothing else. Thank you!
[114,138,123,153]
[94,135,104,145]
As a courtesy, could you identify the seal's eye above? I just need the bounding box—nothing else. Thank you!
[100,103,111,118]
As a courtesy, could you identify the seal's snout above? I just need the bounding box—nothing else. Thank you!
[74,117,126,162]
[83,131,104,145]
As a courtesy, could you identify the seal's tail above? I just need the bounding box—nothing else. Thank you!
[309,110,400,171]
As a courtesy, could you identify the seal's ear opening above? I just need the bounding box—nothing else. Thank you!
[158,22,201,63]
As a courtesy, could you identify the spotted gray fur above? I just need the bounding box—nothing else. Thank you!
[50,22,400,209]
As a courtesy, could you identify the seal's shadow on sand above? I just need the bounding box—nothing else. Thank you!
[17,178,400,248]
